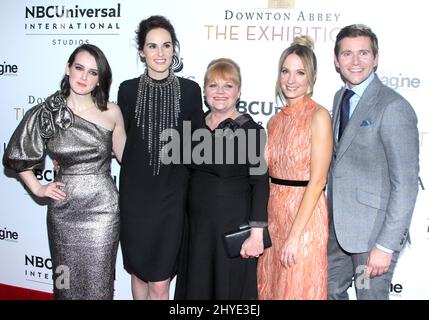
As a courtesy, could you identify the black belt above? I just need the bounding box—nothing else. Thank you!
[270,177,309,187]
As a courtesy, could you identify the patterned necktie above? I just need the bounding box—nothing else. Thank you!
[338,89,355,140]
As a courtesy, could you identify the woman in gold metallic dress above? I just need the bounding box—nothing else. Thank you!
[3,44,126,299]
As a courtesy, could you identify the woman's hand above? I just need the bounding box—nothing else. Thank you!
[33,181,66,201]
[280,234,299,268]
[240,227,264,259]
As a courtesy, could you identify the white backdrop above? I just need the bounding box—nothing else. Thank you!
[0,0,427,300]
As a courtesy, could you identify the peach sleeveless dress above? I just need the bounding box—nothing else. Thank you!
[257,97,328,300]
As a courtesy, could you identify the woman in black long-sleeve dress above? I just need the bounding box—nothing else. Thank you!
[118,15,203,299]
[175,58,269,299]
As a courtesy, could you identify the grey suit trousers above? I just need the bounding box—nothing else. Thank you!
[327,223,399,300]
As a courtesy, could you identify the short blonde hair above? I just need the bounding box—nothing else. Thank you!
[204,58,241,90]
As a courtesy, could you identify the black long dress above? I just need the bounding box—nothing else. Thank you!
[175,113,269,299]
[118,74,203,282]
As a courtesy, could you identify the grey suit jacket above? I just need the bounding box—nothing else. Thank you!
[327,74,419,253]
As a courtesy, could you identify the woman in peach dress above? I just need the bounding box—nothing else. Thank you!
[257,36,333,299]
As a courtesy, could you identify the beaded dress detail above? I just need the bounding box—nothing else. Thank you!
[134,69,181,175]
[118,73,203,282]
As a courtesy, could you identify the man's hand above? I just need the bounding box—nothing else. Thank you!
[366,247,393,278]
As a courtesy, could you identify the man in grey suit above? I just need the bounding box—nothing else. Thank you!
[327,24,419,300]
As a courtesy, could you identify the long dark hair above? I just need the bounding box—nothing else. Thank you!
[60,44,112,111]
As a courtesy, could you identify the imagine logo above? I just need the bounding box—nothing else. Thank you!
[390,283,403,296]
[379,74,421,91]
[0,61,18,76]
[0,227,19,242]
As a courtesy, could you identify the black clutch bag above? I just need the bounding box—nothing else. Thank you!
[223,224,272,258]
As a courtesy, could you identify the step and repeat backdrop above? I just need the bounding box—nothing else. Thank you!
[0,0,427,300]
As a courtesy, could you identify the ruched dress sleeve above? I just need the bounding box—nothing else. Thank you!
[3,105,48,172]
[2,91,74,172]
